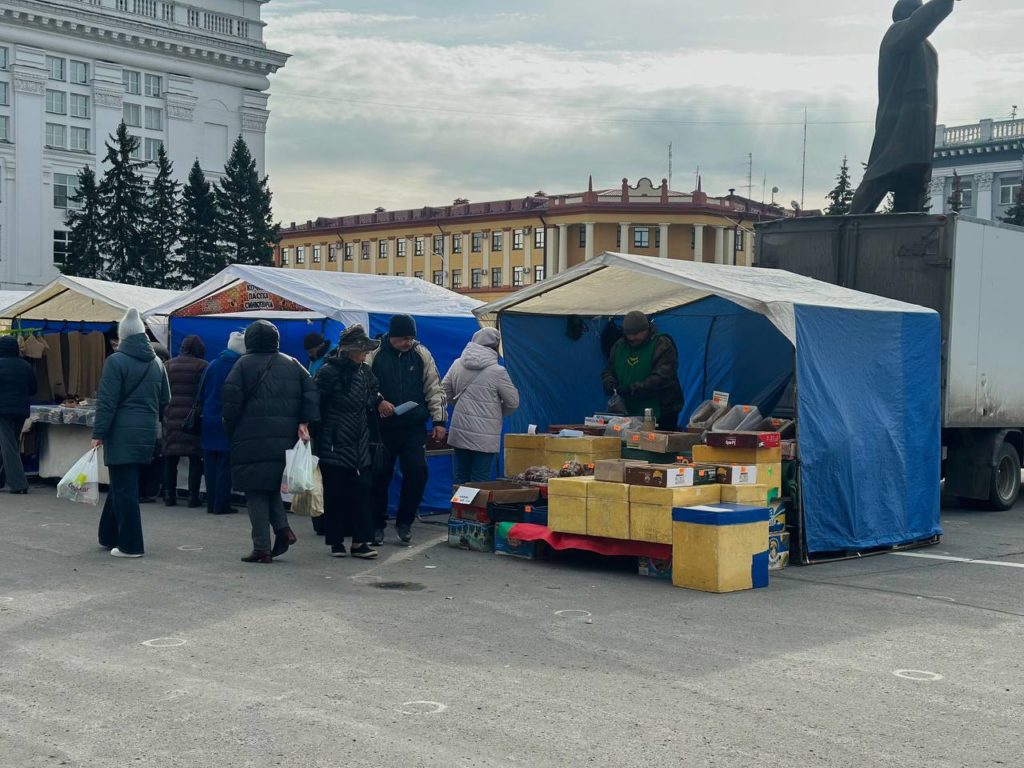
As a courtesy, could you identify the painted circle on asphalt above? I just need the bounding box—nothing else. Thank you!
[395,701,447,715]
[893,669,944,682]
[554,609,592,619]
[177,545,204,552]
[141,637,187,648]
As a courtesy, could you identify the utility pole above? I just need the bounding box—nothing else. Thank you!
[747,152,753,212]
[668,142,673,190]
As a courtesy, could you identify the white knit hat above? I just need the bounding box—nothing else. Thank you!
[118,308,145,340]
[227,331,246,355]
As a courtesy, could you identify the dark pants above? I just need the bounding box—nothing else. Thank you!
[453,449,495,485]
[372,428,428,529]
[321,463,372,546]
[658,410,681,432]
[246,488,287,552]
[0,415,28,492]
[98,464,144,554]
[139,450,162,500]
[204,451,232,513]
[163,454,203,502]
[850,167,929,215]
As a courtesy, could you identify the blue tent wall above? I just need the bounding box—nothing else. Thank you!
[169,316,343,362]
[794,306,942,553]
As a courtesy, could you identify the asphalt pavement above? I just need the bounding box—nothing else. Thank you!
[1,487,1022,768]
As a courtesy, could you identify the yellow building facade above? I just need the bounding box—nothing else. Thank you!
[274,177,791,301]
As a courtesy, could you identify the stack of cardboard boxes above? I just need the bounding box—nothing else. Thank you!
[504,434,622,477]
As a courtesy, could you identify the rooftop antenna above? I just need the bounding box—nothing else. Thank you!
[747,152,753,211]
[668,142,673,190]
[800,107,808,211]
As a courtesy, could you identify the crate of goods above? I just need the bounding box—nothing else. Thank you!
[687,399,729,433]
[638,556,673,580]
[719,484,780,506]
[769,531,790,570]
[624,463,717,489]
[494,522,541,559]
[448,517,494,552]
[629,484,723,544]
[757,417,796,438]
[622,447,681,463]
[710,405,763,433]
[586,481,631,540]
[547,476,594,534]
[523,503,548,527]
[671,503,771,593]
[693,444,783,465]
[546,435,622,468]
[781,440,799,460]
[603,416,644,439]
[622,430,703,455]
[451,481,541,524]
[715,465,759,485]
[705,431,781,450]
[504,434,550,477]
[594,459,648,483]
[547,424,609,436]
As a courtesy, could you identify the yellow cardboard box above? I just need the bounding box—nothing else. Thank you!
[546,436,622,468]
[547,476,595,535]
[672,504,770,593]
[692,445,783,465]
[629,485,723,544]
[719,484,780,505]
[586,481,630,540]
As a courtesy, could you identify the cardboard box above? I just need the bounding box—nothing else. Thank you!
[447,517,494,552]
[638,556,673,580]
[781,440,799,460]
[629,484,722,544]
[523,503,548,527]
[546,435,622,465]
[547,475,595,498]
[623,430,703,454]
[451,481,541,524]
[547,424,608,436]
[671,504,770,593]
[624,464,717,489]
[715,465,759,485]
[693,445,783,465]
[621,447,680,463]
[769,531,790,570]
[586,481,630,540]
[719,484,780,507]
[768,500,787,533]
[494,522,540,559]
[705,431,781,450]
[547,496,587,534]
[594,459,647,483]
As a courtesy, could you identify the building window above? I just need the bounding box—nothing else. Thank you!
[616,227,622,248]
[45,123,66,149]
[534,228,546,249]
[1000,178,1022,207]
[328,244,338,262]
[144,137,163,161]
[433,235,444,255]
[0,47,8,71]
[123,70,141,95]
[70,94,89,118]
[654,227,661,249]
[491,267,502,287]
[959,180,974,210]
[70,127,90,152]
[395,272,405,277]
[161,2,174,21]
[513,229,524,249]
[432,270,444,286]
[534,265,545,283]
[734,230,745,252]
[123,102,141,127]
[452,234,462,253]
[471,232,483,252]
[491,231,503,251]
[296,246,306,264]
[397,239,406,258]
[47,56,65,82]
[378,240,388,259]
[53,231,70,265]
[633,226,650,249]
[471,268,482,289]
[415,237,424,256]
[45,90,66,115]
[54,173,79,209]
[578,226,586,248]
[312,245,322,263]
[280,247,289,265]
[414,271,424,280]
[0,82,7,107]
[70,60,89,85]
[144,106,163,130]
[0,115,9,142]
[129,135,141,160]
[144,74,162,98]
[344,243,353,261]
[452,269,462,289]
[361,242,370,260]
[513,266,525,287]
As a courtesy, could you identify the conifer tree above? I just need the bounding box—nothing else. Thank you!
[63,166,105,279]
[825,156,855,216]
[177,159,224,286]
[947,170,963,213]
[216,136,280,266]
[140,145,181,288]
[1000,181,1024,227]
[97,122,147,283]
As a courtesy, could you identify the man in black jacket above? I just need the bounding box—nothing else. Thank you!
[0,336,37,494]
[367,314,447,545]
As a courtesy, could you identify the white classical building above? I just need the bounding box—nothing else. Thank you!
[0,0,288,290]
[931,118,1024,220]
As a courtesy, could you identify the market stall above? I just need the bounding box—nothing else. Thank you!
[144,264,484,513]
[472,252,942,564]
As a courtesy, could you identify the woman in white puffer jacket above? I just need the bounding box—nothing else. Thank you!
[442,327,520,483]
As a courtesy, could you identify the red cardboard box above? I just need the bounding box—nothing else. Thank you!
[706,431,782,450]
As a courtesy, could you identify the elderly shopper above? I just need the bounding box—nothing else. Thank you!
[92,309,171,558]
[161,335,208,507]
[222,320,319,564]
[0,336,37,494]
[200,331,245,515]
[314,325,382,559]
[442,328,519,484]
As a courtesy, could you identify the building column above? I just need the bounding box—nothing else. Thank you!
[713,226,726,265]
[482,232,491,276]
[443,233,452,286]
[424,246,432,283]
[929,176,947,214]
[693,224,705,263]
[557,224,569,273]
[502,228,511,286]
[461,233,470,289]
[524,230,533,281]
[545,226,557,277]
[658,223,670,259]
[405,237,414,276]
[744,229,753,267]
[352,243,360,273]
[618,222,631,255]
[975,173,994,220]
[11,60,47,287]
[387,238,396,275]
[585,222,596,261]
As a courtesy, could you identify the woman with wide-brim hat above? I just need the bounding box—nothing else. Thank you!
[313,325,383,559]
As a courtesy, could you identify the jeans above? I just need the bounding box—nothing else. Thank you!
[321,463,372,546]
[0,416,27,492]
[204,451,232,513]
[246,489,288,552]
[371,428,429,530]
[453,449,495,485]
[98,464,145,554]
[163,454,203,502]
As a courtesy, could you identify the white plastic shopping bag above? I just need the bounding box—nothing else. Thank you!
[56,447,100,506]
[282,439,317,495]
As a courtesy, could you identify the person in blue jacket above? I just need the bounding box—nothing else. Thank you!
[200,331,245,515]
[304,333,334,378]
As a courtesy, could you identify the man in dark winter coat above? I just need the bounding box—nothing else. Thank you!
[366,314,447,545]
[161,334,208,507]
[222,320,319,564]
[92,308,171,558]
[0,336,37,494]
[601,311,684,431]
[200,331,245,515]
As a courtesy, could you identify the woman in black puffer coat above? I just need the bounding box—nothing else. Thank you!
[161,335,208,507]
[314,325,382,559]
[222,320,319,563]
[0,336,37,494]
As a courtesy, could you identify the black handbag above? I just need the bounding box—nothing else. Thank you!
[182,367,209,436]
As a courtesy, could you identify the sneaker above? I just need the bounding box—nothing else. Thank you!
[350,544,379,559]
[330,544,347,558]
[110,548,143,558]
[396,525,412,544]
[372,528,385,547]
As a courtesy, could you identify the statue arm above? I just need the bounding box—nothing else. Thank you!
[889,0,956,49]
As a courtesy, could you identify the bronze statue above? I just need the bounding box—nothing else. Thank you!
[850,0,957,215]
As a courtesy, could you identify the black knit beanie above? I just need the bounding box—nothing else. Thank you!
[389,314,417,338]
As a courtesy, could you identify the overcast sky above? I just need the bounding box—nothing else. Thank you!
[262,0,1024,224]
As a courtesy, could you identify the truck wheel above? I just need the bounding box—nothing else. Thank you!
[989,442,1021,511]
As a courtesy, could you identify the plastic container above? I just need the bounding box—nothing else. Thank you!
[754,417,796,438]
[710,405,763,433]
[687,399,728,433]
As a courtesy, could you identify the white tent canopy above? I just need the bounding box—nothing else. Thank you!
[475,252,933,343]
[144,264,484,328]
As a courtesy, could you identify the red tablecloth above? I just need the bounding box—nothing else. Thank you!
[508,523,671,559]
